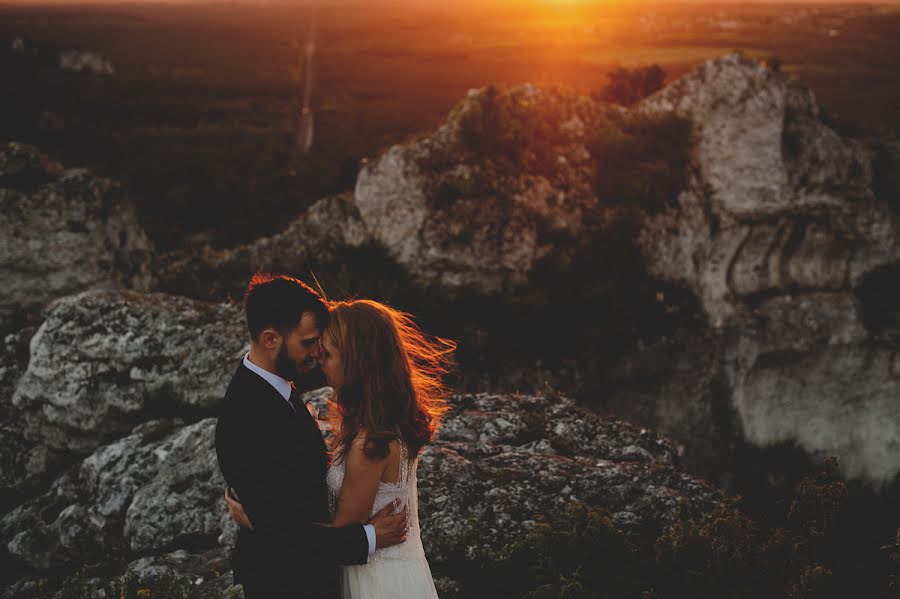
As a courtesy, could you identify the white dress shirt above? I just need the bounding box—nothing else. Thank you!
[242,354,377,558]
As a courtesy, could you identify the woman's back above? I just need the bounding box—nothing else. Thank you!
[327,439,438,598]
[326,440,427,564]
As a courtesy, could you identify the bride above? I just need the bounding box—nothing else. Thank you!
[227,299,454,599]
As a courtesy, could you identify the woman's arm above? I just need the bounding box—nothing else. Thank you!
[331,436,391,527]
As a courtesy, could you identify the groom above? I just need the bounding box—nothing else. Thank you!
[215,273,408,599]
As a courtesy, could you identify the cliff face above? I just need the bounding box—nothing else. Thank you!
[634,54,899,483]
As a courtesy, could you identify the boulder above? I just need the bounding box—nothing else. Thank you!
[310,391,718,566]
[0,143,154,332]
[11,290,246,454]
[354,85,608,292]
[0,327,69,512]
[0,418,226,571]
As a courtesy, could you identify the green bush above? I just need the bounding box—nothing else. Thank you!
[589,111,692,215]
[456,85,583,178]
[597,65,667,107]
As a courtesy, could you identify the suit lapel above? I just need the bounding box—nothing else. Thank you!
[238,363,300,421]
[239,364,328,465]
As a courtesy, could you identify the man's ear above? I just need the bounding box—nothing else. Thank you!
[259,328,282,350]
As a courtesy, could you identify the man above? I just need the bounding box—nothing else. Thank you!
[215,273,407,599]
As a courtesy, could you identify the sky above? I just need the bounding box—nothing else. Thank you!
[1,0,897,4]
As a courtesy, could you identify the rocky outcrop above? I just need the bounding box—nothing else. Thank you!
[625,54,900,483]
[11,290,245,454]
[0,326,67,511]
[637,53,899,324]
[355,85,609,292]
[1,389,719,597]
[160,192,370,300]
[0,143,154,332]
[159,87,614,297]
[1,418,226,572]
[146,53,899,485]
[418,393,718,564]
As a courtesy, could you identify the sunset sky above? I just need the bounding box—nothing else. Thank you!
[2,0,899,4]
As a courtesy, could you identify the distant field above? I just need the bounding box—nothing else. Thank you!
[1,2,898,249]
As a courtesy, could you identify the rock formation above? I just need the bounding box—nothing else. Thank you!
[148,54,898,484]
[1,387,719,598]
[11,290,245,455]
[633,53,900,483]
[2,51,897,597]
[160,192,368,300]
[354,84,609,292]
[0,143,155,332]
[348,53,899,484]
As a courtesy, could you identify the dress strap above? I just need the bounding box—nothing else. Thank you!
[398,439,409,487]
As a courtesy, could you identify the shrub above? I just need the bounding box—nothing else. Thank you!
[457,503,651,599]
[589,111,692,215]
[456,85,579,178]
[597,65,667,107]
[654,459,860,599]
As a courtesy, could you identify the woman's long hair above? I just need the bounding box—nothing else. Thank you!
[325,300,455,461]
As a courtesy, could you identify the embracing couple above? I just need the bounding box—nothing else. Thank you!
[215,273,454,599]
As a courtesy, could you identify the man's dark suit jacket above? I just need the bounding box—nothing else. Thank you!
[215,362,369,599]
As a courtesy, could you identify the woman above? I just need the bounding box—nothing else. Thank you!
[227,299,455,599]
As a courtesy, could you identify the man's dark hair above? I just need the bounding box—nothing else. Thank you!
[243,273,329,341]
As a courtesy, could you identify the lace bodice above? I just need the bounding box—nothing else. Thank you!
[326,441,427,563]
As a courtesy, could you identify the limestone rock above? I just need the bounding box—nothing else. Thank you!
[11,290,246,453]
[354,85,607,292]
[160,192,370,300]
[0,327,69,511]
[0,418,226,571]
[0,143,154,331]
[306,390,718,566]
[734,344,900,482]
[2,391,718,588]
[638,54,898,324]
[631,54,900,482]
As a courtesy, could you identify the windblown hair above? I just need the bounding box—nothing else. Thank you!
[326,300,455,461]
[243,273,329,341]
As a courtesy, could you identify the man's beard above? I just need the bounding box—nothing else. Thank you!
[275,344,301,382]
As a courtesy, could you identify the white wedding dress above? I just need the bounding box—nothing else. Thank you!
[326,441,440,599]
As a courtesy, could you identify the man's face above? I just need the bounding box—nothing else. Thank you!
[273,311,321,381]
